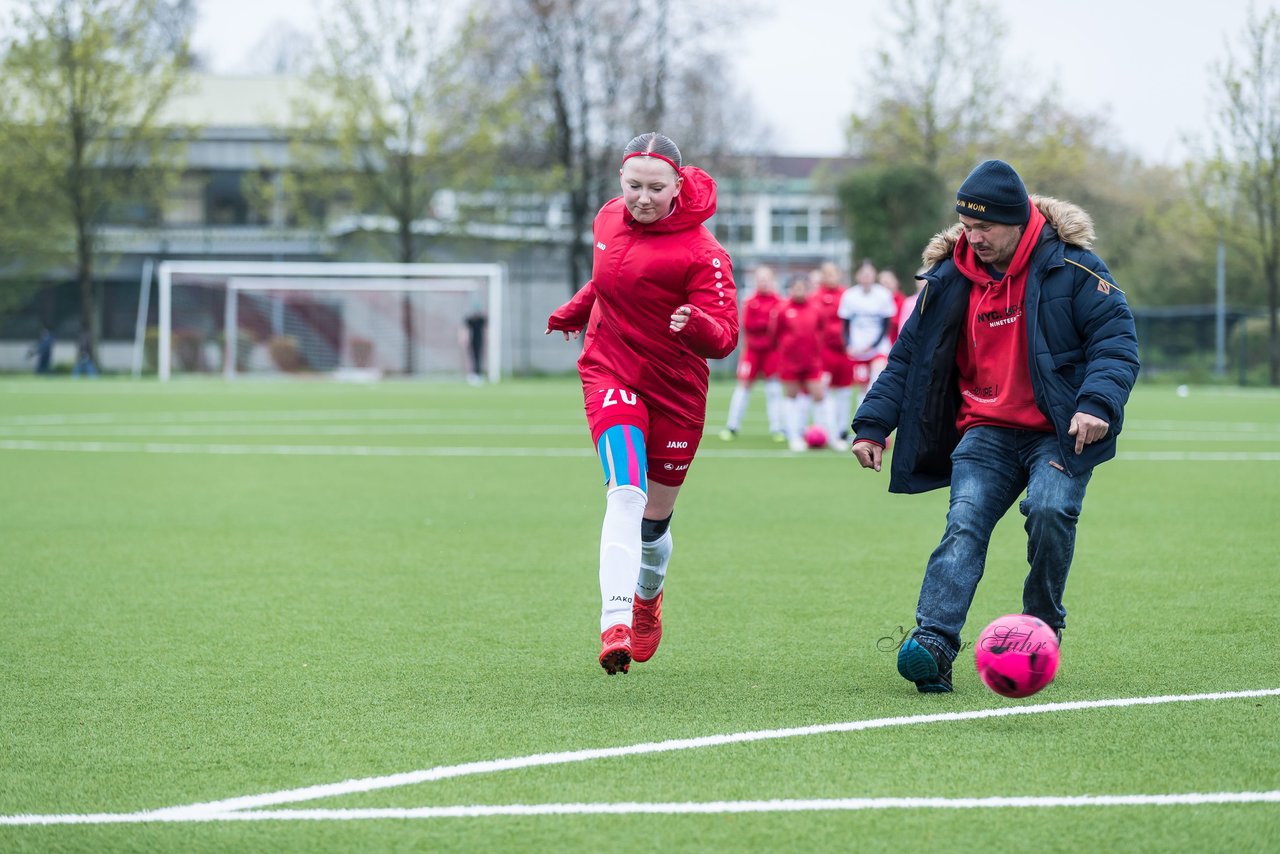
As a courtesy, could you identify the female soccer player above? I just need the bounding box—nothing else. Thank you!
[774,274,827,451]
[547,132,739,675]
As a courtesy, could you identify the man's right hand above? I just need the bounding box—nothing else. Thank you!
[851,440,883,472]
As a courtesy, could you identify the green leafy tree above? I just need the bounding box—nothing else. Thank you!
[1203,6,1280,385]
[0,116,64,321]
[993,89,1217,308]
[0,0,191,363]
[838,165,948,279]
[840,0,1210,316]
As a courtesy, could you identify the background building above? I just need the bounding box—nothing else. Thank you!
[0,74,855,378]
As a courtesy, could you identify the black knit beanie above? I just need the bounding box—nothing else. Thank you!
[955,160,1030,225]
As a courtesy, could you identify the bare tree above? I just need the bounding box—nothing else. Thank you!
[473,0,759,293]
[307,0,460,265]
[1206,6,1280,385]
[240,21,316,76]
[846,0,1006,182]
[286,0,515,371]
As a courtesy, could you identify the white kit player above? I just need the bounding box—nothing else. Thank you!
[837,261,897,413]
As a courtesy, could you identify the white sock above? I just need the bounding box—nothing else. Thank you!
[600,485,646,632]
[816,394,836,439]
[830,385,854,439]
[637,529,673,600]
[726,385,750,431]
[785,394,811,441]
[764,380,783,433]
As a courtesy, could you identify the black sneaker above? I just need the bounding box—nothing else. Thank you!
[897,632,953,693]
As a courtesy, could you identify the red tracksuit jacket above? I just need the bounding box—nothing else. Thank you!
[548,166,739,428]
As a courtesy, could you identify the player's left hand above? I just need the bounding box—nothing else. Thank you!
[669,305,692,333]
[1067,411,1109,454]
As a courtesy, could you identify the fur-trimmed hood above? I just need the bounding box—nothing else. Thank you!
[921,195,1096,268]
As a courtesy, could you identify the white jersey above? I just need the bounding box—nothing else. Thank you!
[837,284,897,360]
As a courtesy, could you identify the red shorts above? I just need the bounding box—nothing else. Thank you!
[583,384,703,487]
[822,349,854,388]
[851,355,889,386]
[735,346,778,382]
[778,359,823,383]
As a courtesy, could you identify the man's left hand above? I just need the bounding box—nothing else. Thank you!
[1067,412,1109,454]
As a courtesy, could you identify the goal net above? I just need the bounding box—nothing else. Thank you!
[154,262,503,382]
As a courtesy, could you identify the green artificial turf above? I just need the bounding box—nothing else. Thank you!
[0,377,1276,852]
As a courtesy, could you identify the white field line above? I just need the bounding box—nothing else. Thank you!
[0,423,583,437]
[6,793,1279,825]
[3,438,1280,463]
[1136,419,1280,433]
[0,410,1276,434]
[0,440,593,458]
[2,688,1273,826]
[4,425,1280,443]
[1122,432,1280,443]
[2,414,1278,433]
[214,791,1280,817]
[0,381,575,397]
[0,409,529,426]
[1116,451,1280,461]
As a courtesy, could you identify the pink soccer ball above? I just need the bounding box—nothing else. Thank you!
[803,424,828,449]
[974,614,1060,698]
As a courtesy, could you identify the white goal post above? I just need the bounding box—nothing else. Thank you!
[154,261,504,382]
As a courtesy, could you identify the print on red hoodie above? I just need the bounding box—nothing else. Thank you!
[952,204,1053,434]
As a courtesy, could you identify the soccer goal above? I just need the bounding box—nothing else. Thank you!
[153,261,504,382]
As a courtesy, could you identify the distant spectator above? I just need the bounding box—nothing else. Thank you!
[27,327,54,374]
[461,301,487,385]
[73,330,98,377]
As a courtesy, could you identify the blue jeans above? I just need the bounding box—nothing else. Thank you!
[915,426,1091,657]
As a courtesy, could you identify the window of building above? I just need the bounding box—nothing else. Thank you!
[711,208,754,245]
[205,170,252,225]
[770,206,810,246]
[163,174,206,226]
[819,208,844,244]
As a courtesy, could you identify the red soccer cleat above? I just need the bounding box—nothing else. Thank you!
[631,591,663,663]
[599,624,632,675]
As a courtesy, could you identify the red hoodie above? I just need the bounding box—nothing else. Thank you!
[547,166,738,428]
[952,204,1053,434]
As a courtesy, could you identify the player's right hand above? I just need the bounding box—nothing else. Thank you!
[545,327,580,340]
[851,440,882,472]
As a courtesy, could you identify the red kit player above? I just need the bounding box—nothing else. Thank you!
[546,132,738,675]
[719,265,784,442]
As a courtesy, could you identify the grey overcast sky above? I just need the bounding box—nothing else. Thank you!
[4,0,1265,165]
[187,0,1270,165]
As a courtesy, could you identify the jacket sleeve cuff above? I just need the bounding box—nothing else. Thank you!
[853,425,889,447]
[1076,396,1114,423]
